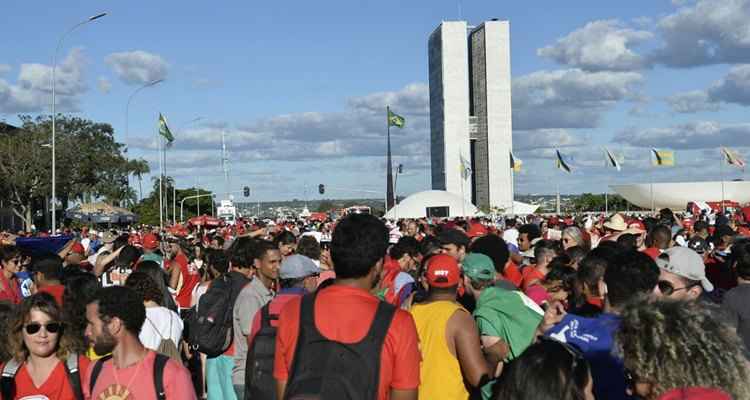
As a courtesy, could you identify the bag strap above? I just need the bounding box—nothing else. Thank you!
[63,352,84,400]
[1,358,21,400]
[260,303,272,328]
[88,354,112,395]
[146,315,167,341]
[153,353,169,400]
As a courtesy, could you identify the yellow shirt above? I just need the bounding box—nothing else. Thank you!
[410,300,470,400]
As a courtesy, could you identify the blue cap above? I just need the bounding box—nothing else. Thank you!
[280,255,320,279]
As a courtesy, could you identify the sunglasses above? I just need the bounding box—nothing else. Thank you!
[657,280,697,296]
[24,322,63,335]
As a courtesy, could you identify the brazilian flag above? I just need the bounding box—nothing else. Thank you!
[158,113,174,145]
[388,109,405,128]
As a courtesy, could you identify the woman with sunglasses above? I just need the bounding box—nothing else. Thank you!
[0,245,22,304]
[1,292,89,400]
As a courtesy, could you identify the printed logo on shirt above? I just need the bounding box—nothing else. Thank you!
[97,384,135,400]
[19,395,51,400]
[550,319,599,344]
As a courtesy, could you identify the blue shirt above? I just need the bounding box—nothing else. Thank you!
[545,312,632,400]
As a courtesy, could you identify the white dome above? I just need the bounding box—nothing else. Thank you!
[384,190,482,219]
[611,181,750,210]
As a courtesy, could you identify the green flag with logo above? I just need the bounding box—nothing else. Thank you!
[158,113,174,145]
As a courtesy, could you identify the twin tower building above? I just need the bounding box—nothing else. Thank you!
[428,20,514,211]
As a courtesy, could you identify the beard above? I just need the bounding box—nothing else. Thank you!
[92,325,117,355]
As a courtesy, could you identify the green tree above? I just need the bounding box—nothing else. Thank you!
[128,158,150,202]
[317,200,335,213]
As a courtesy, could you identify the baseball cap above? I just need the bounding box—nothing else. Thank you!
[467,223,488,239]
[655,247,713,292]
[425,254,461,288]
[70,242,85,255]
[462,253,495,282]
[142,233,160,250]
[279,255,320,279]
[101,231,117,244]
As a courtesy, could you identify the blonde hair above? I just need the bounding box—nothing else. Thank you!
[9,293,76,362]
[616,297,750,399]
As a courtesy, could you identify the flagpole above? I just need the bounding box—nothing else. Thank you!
[720,146,725,214]
[555,150,561,215]
[650,150,655,214]
[158,128,164,231]
[386,105,394,212]
[461,148,466,217]
[509,153,515,215]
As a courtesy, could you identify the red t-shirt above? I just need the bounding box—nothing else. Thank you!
[520,265,545,291]
[39,284,66,306]
[173,252,200,308]
[248,289,304,347]
[83,350,196,399]
[503,261,523,288]
[273,285,421,400]
[0,273,21,304]
[1,356,90,400]
[642,247,661,261]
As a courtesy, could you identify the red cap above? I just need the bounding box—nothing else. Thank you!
[143,233,159,250]
[70,242,85,255]
[425,254,461,288]
[467,223,488,238]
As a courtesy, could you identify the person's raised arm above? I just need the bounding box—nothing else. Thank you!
[94,246,122,277]
[452,309,491,388]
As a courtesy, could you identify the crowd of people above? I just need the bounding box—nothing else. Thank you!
[0,206,748,399]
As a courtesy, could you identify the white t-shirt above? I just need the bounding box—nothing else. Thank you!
[503,228,519,245]
[140,306,184,352]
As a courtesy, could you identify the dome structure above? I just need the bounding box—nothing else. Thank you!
[384,190,539,219]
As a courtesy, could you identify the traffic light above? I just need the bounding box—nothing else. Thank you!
[397,164,403,174]
[243,186,250,197]
[318,184,325,194]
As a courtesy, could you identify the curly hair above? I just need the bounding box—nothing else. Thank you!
[0,301,16,362]
[89,286,146,336]
[9,293,77,362]
[62,271,100,353]
[615,297,750,399]
[295,236,321,261]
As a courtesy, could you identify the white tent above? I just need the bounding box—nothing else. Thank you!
[385,190,480,219]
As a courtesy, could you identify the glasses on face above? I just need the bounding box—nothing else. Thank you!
[24,322,63,335]
[657,280,697,296]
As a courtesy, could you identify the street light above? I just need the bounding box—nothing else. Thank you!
[51,12,107,234]
[125,78,163,204]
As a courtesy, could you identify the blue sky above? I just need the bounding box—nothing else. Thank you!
[3,0,750,201]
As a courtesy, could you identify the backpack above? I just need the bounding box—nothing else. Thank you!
[1,353,83,400]
[375,266,402,306]
[284,291,396,400]
[145,312,181,361]
[89,353,169,400]
[186,271,251,357]
[244,303,278,400]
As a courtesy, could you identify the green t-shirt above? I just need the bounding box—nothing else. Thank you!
[473,287,544,400]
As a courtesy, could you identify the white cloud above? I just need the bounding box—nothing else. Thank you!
[538,20,652,71]
[666,90,719,113]
[105,50,169,85]
[347,83,429,116]
[651,0,750,67]
[0,48,87,114]
[97,77,112,94]
[706,64,750,105]
[512,68,643,130]
[613,121,750,149]
[513,129,587,151]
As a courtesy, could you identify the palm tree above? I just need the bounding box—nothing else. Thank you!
[129,159,150,202]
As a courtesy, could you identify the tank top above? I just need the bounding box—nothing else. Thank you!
[410,300,470,400]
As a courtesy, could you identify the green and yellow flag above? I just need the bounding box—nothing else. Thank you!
[158,113,174,145]
[388,109,405,128]
[510,151,522,172]
[651,148,674,166]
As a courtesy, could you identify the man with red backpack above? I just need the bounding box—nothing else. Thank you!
[244,254,320,399]
[377,236,420,307]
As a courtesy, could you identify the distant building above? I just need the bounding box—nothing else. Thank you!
[429,20,514,210]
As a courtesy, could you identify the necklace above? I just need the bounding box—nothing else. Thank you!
[111,350,146,390]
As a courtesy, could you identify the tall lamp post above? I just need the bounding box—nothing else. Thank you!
[125,78,163,203]
[51,12,107,234]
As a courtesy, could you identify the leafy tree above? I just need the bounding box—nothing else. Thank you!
[317,200,335,213]
[128,158,150,201]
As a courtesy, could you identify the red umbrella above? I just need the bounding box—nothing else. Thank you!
[188,215,224,227]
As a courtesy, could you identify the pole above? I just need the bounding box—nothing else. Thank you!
[650,151,655,214]
[173,184,177,225]
[196,177,200,216]
[605,191,608,215]
[510,155,515,215]
[720,146,725,214]
[51,13,107,234]
[158,130,163,230]
[386,106,394,211]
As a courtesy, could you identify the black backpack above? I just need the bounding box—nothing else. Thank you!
[1,353,83,400]
[89,353,169,400]
[187,271,251,357]
[284,291,396,400]
[244,303,279,400]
